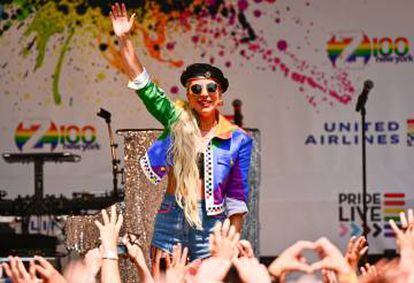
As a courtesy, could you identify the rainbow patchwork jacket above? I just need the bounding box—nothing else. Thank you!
[128,69,253,216]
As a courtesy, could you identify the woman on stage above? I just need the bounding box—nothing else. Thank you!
[110,3,253,261]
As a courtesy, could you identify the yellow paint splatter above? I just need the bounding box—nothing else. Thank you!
[96,72,106,81]
[23,93,32,100]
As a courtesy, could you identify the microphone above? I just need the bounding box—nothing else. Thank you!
[97,108,112,123]
[232,99,243,127]
[355,80,374,113]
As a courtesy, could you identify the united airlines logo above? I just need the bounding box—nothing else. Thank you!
[305,120,400,146]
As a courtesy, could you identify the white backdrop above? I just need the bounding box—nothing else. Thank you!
[0,0,413,256]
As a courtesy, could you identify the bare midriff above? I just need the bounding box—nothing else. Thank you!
[166,169,205,200]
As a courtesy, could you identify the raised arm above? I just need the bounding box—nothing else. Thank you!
[110,3,142,79]
[110,3,180,128]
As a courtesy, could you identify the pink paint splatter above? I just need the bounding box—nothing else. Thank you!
[152,1,356,110]
[277,40,288,51]
[170,86,179,95]
[166,42,176,50]
[238,0,249,11]
[253,10,262,18]
[191,35,199,44]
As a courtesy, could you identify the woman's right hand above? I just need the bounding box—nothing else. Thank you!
[110,3,136,38]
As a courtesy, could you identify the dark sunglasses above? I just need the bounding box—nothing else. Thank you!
[189,83,219,95]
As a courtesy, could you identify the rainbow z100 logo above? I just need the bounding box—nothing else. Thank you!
[327,31,413,69]
[15,120,100,152]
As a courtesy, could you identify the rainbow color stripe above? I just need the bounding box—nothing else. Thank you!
[15,122,59,151]
[407,119,414,132]
[407,119,414,146]
[15,123,40,151]
[34,124,59,149]
[327,34,371,66]
[382,193,406,238]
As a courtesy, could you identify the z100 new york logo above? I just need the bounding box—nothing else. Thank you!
[326,31,413,68]
[15,120,100,152]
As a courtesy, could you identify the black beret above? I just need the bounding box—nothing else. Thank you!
[180,63,229,93]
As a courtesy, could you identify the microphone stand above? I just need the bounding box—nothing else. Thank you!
[355,85,371,240]
[97,108,124,201]
[360,105,368,239]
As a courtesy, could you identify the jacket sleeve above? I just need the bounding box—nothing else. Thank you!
[224,134,253,217]
[128,69,180,129]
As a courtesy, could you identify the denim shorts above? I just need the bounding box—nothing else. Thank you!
[151,194,225,261]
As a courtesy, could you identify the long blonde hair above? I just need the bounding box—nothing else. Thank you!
[169,100,203,229]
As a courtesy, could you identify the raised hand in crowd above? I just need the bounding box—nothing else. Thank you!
[33,256,67,283]
[321,269,338,283]
[94,206,123,258]
[390,208,414,253]
[182,258,202,282]
[94,205,123,283]
[388,208,414,281]
[193,219,240,283]
[310,237,357,283]
[194,256,232,283]
[344,235,368,271]
[237,239,255,258]
[151,248,169,281]
[267,240,314,281]
[233,256,271,283]
[63,258,97,283]
[209,218,240,260]
[122,233,153,283]
[164,243,188,283]
[83,248,102,280]
[358,259,401,283]
[2,256,38,283]
[359,262,378,279]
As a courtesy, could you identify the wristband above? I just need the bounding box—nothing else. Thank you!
[127,68,150,90]
[102,250,118,260]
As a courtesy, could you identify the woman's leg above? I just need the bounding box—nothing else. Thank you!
[150,195,185,271]
[187,204,225,261]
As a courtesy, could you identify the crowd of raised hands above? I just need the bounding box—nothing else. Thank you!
[1,207,414,283]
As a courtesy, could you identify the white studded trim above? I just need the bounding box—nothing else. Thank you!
[139,153,161,185]
[204,140,225,216]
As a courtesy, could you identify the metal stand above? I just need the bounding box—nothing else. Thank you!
[355,80,373,240]
[97,108,124,200]
[2,152,81,233]
[360,107,368,239]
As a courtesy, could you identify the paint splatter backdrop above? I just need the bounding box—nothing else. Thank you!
[0,0,354,109]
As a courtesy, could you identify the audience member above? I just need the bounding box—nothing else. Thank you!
[2,208,414,283]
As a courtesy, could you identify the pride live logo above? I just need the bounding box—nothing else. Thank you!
[326,31,413,69]
[338,192,407,238]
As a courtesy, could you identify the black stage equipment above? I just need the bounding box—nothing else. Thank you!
[355,80,374,240]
